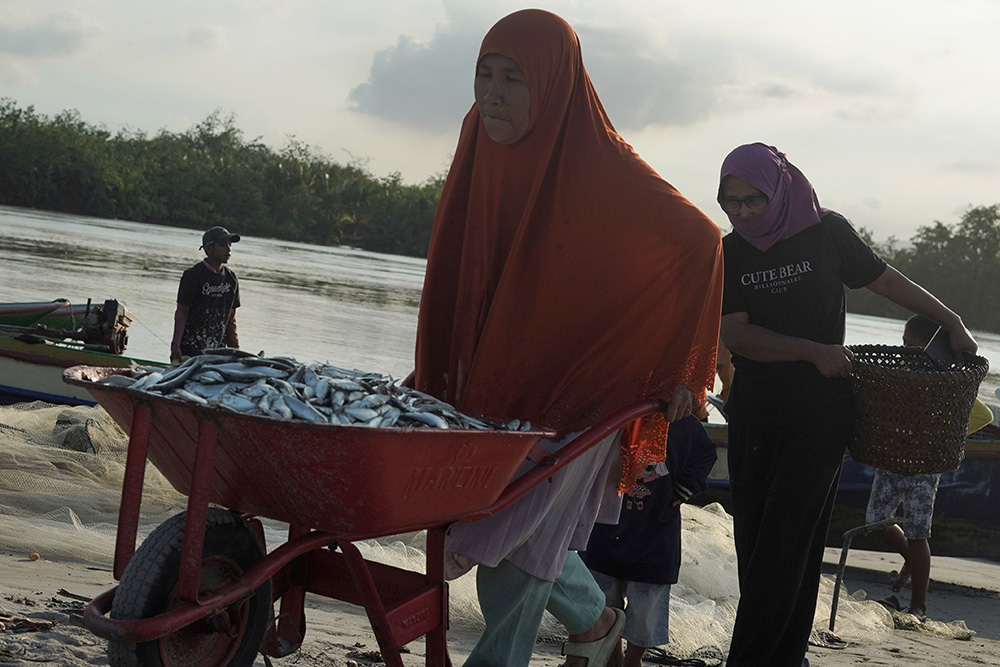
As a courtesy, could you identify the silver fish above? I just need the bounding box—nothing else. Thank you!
[343,406,379,422]
[314,377,331,403]
[172,388,209,405]
[195,370,226,384]
[183,382,229,400]
[240,378,273,398]
[131,371,164,391]
[284,395,327,422]
[405,411,449,429]
[329,378,364,392]
[217,393,259,413]
[270,394,293,420]
[98,374,138,387]
[357,394,390,410]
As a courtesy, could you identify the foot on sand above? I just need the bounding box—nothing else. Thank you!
[562,606,624,667]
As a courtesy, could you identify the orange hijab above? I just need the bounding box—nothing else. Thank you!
[414,9,724,491]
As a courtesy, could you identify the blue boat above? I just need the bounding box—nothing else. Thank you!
[696,421,1000,559]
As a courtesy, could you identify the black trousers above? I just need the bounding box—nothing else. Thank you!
[724,417,848,667]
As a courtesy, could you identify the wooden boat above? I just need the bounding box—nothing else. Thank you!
[0,299,165,406]
[36,302,96,331]
[0,299,73,328]
[0,299,107,332]
[696,420,1000,558]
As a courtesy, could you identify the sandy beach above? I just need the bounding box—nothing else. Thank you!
[1,544,997,666]
[1,401,998,666]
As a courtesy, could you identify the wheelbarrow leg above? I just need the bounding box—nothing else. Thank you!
[341,542,407,667]
[264,524,311,658]
[113,401,151,579]
[829,517,902,632]
[425,526,453,667]
[177,418,219,603]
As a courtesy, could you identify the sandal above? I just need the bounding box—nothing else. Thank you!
[876,595,901,611]
[562,607,625,666]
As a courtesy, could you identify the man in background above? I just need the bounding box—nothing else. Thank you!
[170,226,241,364]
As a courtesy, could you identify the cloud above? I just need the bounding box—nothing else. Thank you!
[348,30,480,133]
[346,6,918,135]
[0,11,102,57]
[0,56,40,87]
[186,26,228,52]
[573,25,723,129]
[347,15,727,133]
[946,159,999,174]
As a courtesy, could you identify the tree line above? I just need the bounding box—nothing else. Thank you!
[0,98,444,257]
[1,98,997,332]
[848,204,1000,334]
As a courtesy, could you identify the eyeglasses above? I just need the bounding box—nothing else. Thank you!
[718,194,769,213]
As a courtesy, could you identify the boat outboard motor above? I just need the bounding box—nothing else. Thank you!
[78,300,133,354]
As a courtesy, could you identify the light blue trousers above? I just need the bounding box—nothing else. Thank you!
[463,551,605,667]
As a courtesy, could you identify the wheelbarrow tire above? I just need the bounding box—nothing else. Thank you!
[107,508,272,667]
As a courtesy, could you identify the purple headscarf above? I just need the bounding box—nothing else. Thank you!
[720,143,833,252]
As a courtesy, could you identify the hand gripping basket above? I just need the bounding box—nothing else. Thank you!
[848,344,989,475]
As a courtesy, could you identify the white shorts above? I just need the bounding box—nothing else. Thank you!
[590,570,671,647]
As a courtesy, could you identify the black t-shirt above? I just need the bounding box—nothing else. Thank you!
[580,416,717,585]
[722,213,886,424]
[177,261,240,356]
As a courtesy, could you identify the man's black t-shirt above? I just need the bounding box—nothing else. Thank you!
[177,261,240,356]
[722,213,886,424]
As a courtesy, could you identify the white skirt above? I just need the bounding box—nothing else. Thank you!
[444,428,624,582]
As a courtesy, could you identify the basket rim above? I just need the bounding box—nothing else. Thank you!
[847,343,989,375]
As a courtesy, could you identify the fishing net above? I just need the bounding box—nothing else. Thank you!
[0,401,186,564]
[355,503,900,659]
[0,401,975,656]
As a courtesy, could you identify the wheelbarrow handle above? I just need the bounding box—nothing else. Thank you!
[458,398,667,524]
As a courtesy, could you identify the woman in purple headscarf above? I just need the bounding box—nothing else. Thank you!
[717,143,977,667]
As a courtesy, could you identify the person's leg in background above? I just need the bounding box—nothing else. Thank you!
[898,474,940,619]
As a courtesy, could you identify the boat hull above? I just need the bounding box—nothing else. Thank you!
[0,300,71,328]
[697,423,1000,559]
[0,335,161,406]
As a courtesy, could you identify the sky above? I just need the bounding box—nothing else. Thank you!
[2,0,998,243]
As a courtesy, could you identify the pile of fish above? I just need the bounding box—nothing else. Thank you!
[97,348,531,431]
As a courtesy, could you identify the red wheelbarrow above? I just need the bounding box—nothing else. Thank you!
[64,365,664,667]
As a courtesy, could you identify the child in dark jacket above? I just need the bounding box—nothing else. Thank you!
[580,414,718,667]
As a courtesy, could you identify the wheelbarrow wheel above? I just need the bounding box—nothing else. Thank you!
[107,508,272,667]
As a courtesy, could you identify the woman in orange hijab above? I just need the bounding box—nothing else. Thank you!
[414,9,723,666]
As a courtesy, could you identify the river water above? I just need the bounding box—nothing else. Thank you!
[0,205,425,379]
[3,204,998,401]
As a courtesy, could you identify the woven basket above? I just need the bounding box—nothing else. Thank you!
[848,344,989,475]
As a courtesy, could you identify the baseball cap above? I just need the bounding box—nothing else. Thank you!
[200,226,241,249]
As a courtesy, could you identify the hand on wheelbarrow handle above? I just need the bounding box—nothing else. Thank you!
[458,398,667,524]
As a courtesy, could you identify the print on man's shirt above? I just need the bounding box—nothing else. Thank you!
[201,283,234,296]
[624,461,670,511]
